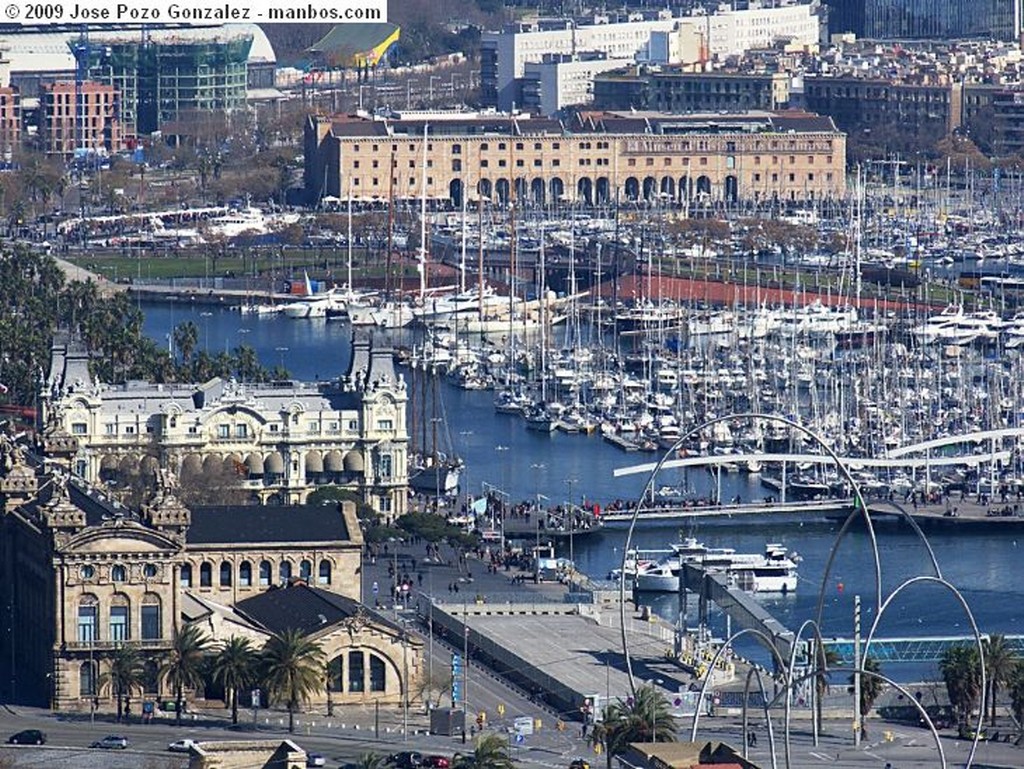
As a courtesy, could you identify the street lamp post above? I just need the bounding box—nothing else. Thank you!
[462,600,469,744]
[199,311,212,350]
[406,81,419,110]
[565,476,578,573]
[650,678,663,742]
[429,76,441,104]
[275,346,288,371]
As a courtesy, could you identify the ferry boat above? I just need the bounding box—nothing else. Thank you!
[634,540,799,594]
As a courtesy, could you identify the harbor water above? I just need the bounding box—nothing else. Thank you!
[142,302,1024,680]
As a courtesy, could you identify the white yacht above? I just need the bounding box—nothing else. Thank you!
[633,538,738,592]
[910,305,964,344]
[729,544,799,593]
[634,540,799,593]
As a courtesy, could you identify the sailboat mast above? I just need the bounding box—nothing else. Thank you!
[346,183,353,291]
[419,123,429,303]
[460,181,468,294]
[478,195,485,318]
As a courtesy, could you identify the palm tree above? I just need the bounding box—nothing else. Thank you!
[261,629,325,733]
[848,656,883,740]
[590,684,677,768]
[357,753,387,769]
[1008,660,1024,728]
[172,321,199,365]
[940,644,982,736]
[983,634,1017,726]
[103,644,145,722]
[210,636,258,725]
[452,733,515,769]
[160,624,211,727]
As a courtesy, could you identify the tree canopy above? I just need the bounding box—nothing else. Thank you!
[0,247,278,412]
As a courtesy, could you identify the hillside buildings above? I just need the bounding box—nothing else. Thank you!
[305,108,846,208]
[0,24,277,153]
[481,2,824,112]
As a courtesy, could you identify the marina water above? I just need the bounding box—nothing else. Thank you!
[143,302,1024,680]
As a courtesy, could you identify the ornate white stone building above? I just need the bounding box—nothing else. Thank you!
[41,332,408,519]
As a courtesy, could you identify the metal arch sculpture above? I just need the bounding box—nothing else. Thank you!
[688,626,791,741]
[618,412,885,693]
[740,666,780,769]
[766,665,949,768]
[783,618,829,756]
[615,411,987,769]
[862,575,986,769]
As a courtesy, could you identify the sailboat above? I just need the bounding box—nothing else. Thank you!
[407,349,464,497]
[524,220,556,433]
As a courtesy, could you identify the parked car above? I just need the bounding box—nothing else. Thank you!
[168,738,199,753]
[306,753,326,767]
[423,756,450,768]
[388,751,424,769]
[91,734,129,749]
[7,729,46,745]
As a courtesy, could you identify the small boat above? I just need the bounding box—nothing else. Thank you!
[729,544,799,594]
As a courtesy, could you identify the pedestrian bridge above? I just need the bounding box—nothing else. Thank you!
[823,635,1024,665]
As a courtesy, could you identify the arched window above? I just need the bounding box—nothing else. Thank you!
[318,560,332,585]
[259,560,272,586]
[141,594,161,640]
[370,655,386,692]
[327,656,343,692]
[143,659,159,694]
[199,562,212,587]
[80,661,97,696]
[109,595,130,642]
[239,561,252,587]
[111,565,127,583]
[348,651,365,693]
[279,561,293,583]
[180,563,193,588]
[299,560,312,583]
[219,561,233,587]
[77,595,99,643]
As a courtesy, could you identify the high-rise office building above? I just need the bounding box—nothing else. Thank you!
[827,0,1022,41]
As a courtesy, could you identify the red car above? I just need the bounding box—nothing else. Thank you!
[423,756,450,769]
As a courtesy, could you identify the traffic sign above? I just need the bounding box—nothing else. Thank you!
[251,688,261,708]
[515,733,525,743]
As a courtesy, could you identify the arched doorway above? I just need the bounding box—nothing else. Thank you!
[660,177,675,200]
[642,176,657,201]
[724,175,738,203]
[678,176,690,202]
[495,178,510,205]
[696,175,712,198]
[478,178,492,200]
[549,177,564,203]
[514,177,528,203]
[531,178,545,206]
[624,177,639,200]
[449,178,463,208]
[595,176,610,204]
[577,177,593,205]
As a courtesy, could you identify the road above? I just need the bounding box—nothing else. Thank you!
[1,538,1018,768]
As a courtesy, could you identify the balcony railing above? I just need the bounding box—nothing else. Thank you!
[65,639,168,651]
